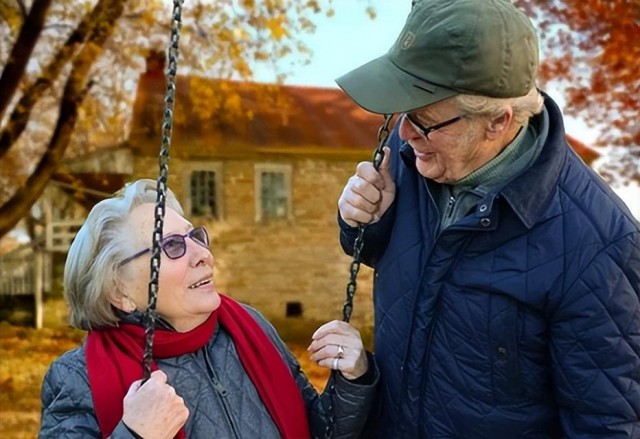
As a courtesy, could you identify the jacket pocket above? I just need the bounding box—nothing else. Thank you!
[488,294,525,403]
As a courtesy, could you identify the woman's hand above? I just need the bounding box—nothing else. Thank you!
[308,320,369,380]
[122,370,189,439]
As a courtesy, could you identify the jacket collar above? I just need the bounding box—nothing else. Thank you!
[500,93,566,228]
[399,93,568,229]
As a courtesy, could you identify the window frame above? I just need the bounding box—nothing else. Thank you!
[182,161,224,220]
[254,163,292,222]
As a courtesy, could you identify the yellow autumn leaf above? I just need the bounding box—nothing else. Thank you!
[266,17,288,40]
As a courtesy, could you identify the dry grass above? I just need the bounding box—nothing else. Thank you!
[0,303,332,438]
[0,323,85,438]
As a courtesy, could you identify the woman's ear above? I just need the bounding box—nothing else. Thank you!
[109,291,137,313]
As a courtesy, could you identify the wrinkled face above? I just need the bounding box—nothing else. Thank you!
[117,203,220,331]
[398,99,488,184]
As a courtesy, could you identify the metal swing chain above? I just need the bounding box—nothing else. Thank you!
[140,0,395,426]
[341,113,393,323]
[324,114,393,439]
[142,0,184,382]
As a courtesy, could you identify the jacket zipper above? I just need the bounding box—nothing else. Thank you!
[397,178,442,437]
[418,184,475,435]
[203,350,240,438]
[446,196,456,218]
[414,241,467,436]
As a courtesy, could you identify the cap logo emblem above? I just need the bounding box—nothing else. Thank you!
[400,32,415,50]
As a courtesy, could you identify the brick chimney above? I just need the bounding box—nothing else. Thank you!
[131,50,167,138]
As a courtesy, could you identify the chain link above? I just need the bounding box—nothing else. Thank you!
[140,1,393,429]
[341,113,393,323]
[142,0,184,382]
[323,114,393,439]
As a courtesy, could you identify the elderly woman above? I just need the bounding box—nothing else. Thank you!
[39,179,377,439]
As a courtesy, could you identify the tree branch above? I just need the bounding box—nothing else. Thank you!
[16,0,28,19]
[0,0,112,159]
[0,0,126,238]
[0,0,53,121]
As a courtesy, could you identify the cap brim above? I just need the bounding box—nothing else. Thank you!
[335,55,458,114]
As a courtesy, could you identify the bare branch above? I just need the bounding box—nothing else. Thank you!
[0,0,54,121]
[16,0,27,18]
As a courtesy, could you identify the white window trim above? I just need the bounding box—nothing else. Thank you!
[182,161,224,219]
[254,163,292,222]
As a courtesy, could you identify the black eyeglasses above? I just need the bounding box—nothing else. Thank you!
[119,226,210,267]
[403,112,463,139]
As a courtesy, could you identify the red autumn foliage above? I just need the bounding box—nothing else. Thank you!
[515,0,640,148]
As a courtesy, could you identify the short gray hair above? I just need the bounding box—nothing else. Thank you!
[454,87,544,125]
[63,179,183,330]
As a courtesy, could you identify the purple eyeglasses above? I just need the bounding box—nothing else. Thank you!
[119,226,209,267]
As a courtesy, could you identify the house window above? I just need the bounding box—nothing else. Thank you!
[255,164,292,221]
[183,163,223,219]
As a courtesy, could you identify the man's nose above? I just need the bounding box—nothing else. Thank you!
[398,114,421,142]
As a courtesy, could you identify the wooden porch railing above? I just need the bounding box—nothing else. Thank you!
[0,218,82,328]
[47,219,83,252]
[0,243,37,296]
[0,242,44,328]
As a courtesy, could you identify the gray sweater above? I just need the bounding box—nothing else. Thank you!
[39,306,378,439]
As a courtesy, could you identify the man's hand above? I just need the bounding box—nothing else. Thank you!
[338,147,395,227]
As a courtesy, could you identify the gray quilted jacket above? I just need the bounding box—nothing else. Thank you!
[39,306,378,438]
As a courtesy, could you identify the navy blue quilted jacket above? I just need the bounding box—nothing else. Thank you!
[339,96,640,438]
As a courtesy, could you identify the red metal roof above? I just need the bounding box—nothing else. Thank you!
[128,52,598,163]
[129,68,387,158]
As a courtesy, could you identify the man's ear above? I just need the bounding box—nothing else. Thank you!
[109,292,137,313]
[486,107,514,140]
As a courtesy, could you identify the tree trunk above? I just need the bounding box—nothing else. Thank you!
[0,0,126,238]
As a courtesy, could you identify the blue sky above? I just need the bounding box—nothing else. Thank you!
[254,1,410,88]
[253,0,601,145]
[281,2,412,88]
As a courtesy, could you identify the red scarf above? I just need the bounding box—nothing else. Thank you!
[86,294,310,438]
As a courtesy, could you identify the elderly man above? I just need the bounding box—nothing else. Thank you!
[336,0,640,437]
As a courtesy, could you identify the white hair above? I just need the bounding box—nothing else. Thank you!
[454,87,544,125]
[63,179,183,330]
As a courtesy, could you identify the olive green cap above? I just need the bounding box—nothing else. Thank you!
[336,0,539,114]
